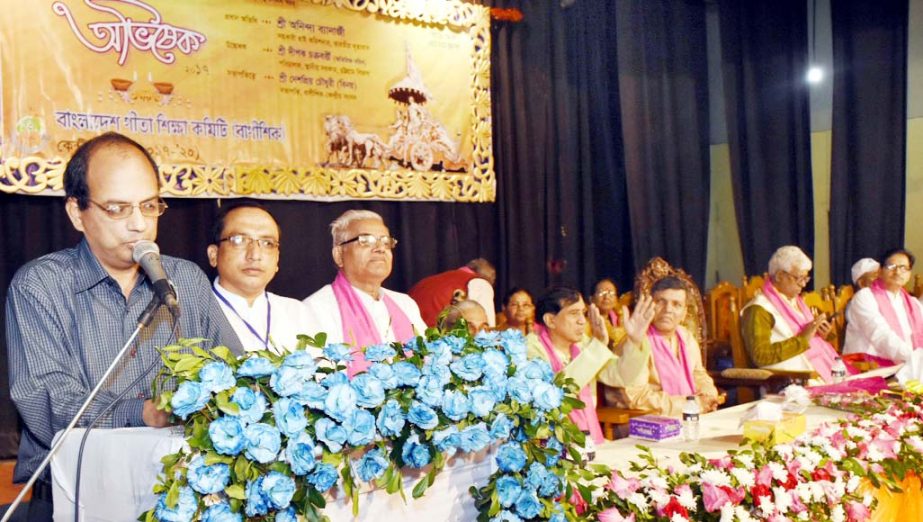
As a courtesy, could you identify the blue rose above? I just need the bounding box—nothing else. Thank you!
[524,462,547,491]
[539,473,562,498]
[506,377,532,404]
[515,360,554,382]
[307,462,339,491]
[323,382,357,422]
[230,387,268,424]
[244,477,269,517]
[171,381,210,420]
[468,386,497,418]
[273,397,308,438]
[407,401,438,430]
[423,360,452,385]
[433,426,460,453]
[495,475,523,508]
[343,409,376,446]
[425,339,453,365]
[496,442,527,473]
[481,349,510,378]
[544,437,563,467]
[293,381,327,409]
[209,416,246,456]
[450,353,485,382]
[199,361,237,393]
[549,511,566,522]
[459,423,491,453]
[392,362,421,387]
[369,363,398,390]
[443,335,468,354]
[364,343,397,362]
[490,413,514,441]
[323,343,353,363]
[282,350,317,377]
[485,374,509,402]
[187,454,230,494]
[401,434,432,468]
[499,330,528,366]
[275,508,297,522]
[354,448,389,482]
[514,489,542,519]
[415,375,446,407]
[351,374,386,408]
[489,510,523,522]
[261,470,296,509]
[531,382,563,411]
[441,389,470,421]
[284,432,316,475]
[376,400,406,438]
[270,366,306,398]
[474,330,500,348]
[237,356,275,377]
[154,485,197,522]
[244,423,281,463]
[201,502,242,522]
[314,417,348,452]
[321,370,349,388]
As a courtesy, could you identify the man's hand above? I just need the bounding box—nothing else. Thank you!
[142,399,171,428]
[800,314,831,341]
[588,303,609,346]
[624,294,656,345]
[697,393,719,413]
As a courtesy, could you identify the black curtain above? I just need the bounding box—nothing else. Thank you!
[829,0,908,284]
[718,0,815,276]
[615,0,711,286]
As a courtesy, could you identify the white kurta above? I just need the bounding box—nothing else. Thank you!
[843,287,923,363]
[302,283,427,345]
[213,279,321,356]
[465,277,497,327]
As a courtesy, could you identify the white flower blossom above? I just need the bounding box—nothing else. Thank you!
[720,504,736,522]
[648,489,669,507]
[847,475,862,493]
[670,514,689,522]
[628,492,649,510]
[646,475,669,490]
[676,488,697,511]
[735,505,756,522]
[700,469,732,488]
[757,494,776,517]
[768,461,787,481]
[772,486,792,513]
[831,504,846,522]
[736,454,754,469]
[731,467,755,488]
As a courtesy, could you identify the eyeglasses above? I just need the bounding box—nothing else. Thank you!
[89,198,167,219]
[784,271,811,284]
[884,263,911,273]
[338,234,398,250]
[595,290,617,298]
[220,234,280,250]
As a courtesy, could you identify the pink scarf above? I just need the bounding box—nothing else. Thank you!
[331,272,414,377]
[535,324,605,444]
[608,310,619,327]
[648,326,695,397]
[870,280,923,349]
[761,280,840,382]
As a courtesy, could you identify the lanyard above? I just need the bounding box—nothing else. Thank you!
[212,283,271,349]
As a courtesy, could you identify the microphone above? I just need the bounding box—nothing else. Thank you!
[132,241,180,317]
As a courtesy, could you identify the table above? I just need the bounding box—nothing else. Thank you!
[50,427,495,521]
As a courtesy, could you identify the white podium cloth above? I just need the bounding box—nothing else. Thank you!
[50,427,496,521]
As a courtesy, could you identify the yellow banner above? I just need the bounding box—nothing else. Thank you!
[0,0,494,201]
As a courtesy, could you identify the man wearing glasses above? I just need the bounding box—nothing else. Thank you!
[207,201,317,355]
[843,248,923,365]
[740,245,839,382]
[303,209,426,376]
[5,132,241,518]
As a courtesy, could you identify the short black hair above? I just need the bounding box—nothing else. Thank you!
[503,286,533,307]
[880,248,915,269]
[651,275,688,296]
[535,286,583,326]
[64,132,159,209]
[210,200,277,245]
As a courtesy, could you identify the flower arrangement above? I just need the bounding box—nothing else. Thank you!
[142,327,590,521]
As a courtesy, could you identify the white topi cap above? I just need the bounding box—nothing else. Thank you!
[851,258,880,285]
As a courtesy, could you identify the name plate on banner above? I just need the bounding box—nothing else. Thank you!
[0,0,494,202]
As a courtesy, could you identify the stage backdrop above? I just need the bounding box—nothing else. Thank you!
[0,0,494,202]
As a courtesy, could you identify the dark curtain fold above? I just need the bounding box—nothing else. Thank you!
[718,0,814,276]
[615,0,711,286]
[829,0,908,284]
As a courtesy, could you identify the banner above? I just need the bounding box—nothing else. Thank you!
[0,0,494,201]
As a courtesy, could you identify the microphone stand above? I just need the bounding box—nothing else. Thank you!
[1,296,165,522]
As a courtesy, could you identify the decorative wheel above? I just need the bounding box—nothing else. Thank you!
[410,141,433,171]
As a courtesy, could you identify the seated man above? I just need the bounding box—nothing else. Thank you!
[851,258,880,290]
[526,286,649,444]
[303,210,426,375]
[409,258,497,328]
[207,201,318,355]
[740,245,839,382]
[588,278,627,348]
[438,299,489,335]
[843,248,923,364]
[608,276,719,417]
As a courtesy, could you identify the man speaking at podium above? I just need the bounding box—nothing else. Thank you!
[4,132,242,519]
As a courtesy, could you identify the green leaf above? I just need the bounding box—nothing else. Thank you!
[234,455,251,481]
[412,476,429,498]
[165,480,180,507]
[173,355,203,374]
[225,484,246,500]
[212,345,236,365]
[204,452,233,466]
[308,486,327,508]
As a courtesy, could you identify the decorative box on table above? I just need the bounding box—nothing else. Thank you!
[629,415,682,441]
[742,413,806,444]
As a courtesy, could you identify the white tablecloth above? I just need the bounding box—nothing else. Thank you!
[50,427,496,521]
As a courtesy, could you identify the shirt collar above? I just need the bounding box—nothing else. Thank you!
[213,277,268,310]
[73,239,118,293]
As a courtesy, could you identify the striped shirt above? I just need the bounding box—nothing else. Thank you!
[5,239,242,481]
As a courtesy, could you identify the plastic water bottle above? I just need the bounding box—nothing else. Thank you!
[682,396,700,442]
[579,430,596,463]
[831,357,847,384]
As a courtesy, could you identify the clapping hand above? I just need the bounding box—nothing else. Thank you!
[588,303,609,346]
[624,293,656,345]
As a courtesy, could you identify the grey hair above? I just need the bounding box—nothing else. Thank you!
[330,209,384,248]
[439,300,486,331]
[768,245,812,276]
[466,258,496,285]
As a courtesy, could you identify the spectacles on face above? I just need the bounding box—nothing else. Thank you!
[884,263,911,273]
[220,234,280,250]
[89,197,167,219]
[783,271,811,285]
[595,290,616,298]
[338,234,398,250]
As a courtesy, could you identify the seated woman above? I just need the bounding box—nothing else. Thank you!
[588,278,627,348]
[608,276,719,417]
[843,248,923,365]
[496,287,535,335]
[526,286,649,443]
[438,299,489,336]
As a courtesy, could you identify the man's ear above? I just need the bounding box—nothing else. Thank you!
[206,244,219,268]
[542,312,555,328]
[65,197,85,232]
[332,246,343,268]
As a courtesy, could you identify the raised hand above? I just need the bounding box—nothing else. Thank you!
[624,293,656,345]
[588,303,609,346]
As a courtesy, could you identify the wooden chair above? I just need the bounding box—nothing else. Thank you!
[705,281,738,367]
[914,275,923,298]
[740,274,765,305]
[617,291,634,312]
